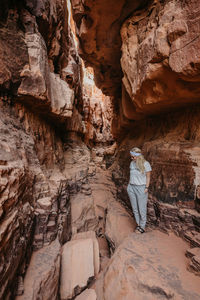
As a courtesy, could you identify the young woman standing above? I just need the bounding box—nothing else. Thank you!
[127,147,152,233]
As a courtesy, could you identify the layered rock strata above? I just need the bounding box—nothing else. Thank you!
[186,246,200,276]
[0,100,69,298]
[0,103,36,299]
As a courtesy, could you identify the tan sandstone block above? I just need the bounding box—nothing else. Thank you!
[72,231,100,276]
[60,238,95,300]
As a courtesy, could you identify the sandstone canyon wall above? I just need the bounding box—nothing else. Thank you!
[0,0,200,299]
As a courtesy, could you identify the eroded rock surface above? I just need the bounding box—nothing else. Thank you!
[0,0,115,297]
[72,231,100,276]
[82,66,114,144]
[0,104,36,299]
[95,231,200,300]
[71,0,146,95]
[121,0,200,119]
[16,239,60,300]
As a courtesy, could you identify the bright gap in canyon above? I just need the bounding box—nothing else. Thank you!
[1,0,200,299]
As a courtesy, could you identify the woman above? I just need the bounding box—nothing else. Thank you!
[127,147,152,233]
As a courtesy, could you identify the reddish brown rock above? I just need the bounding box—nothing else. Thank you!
[71,0,145,95]
[18,31,75,119]
[189,255,200,275]
[186,247,200,259]
[1,1,200,300]
[184,231,200,248]
[0,9,28,91]
[16,239,61,300]
[95,231,200,300]
[0,105,35,299]
[120,0,200,119]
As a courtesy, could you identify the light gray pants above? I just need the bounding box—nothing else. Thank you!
[127,184,148,229]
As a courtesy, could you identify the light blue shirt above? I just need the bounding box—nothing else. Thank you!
[129,161,152,185]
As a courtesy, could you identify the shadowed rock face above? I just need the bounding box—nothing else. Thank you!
[71,0,200,118]
[0,8,29,91]
[0,101,68,299]
[71,0,147,96]
[15,239,61,300]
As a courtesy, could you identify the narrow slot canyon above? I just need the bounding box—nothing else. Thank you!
[0,0,200,299]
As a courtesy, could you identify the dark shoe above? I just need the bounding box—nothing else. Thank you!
[139,227,145,234]
[135,226,141,233]
[135,226,145,234]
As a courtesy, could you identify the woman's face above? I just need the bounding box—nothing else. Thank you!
[131,155,137,161]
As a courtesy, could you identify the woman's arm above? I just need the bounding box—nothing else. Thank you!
[145,171,151,193]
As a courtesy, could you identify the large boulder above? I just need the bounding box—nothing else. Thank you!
[60,238,98,299]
